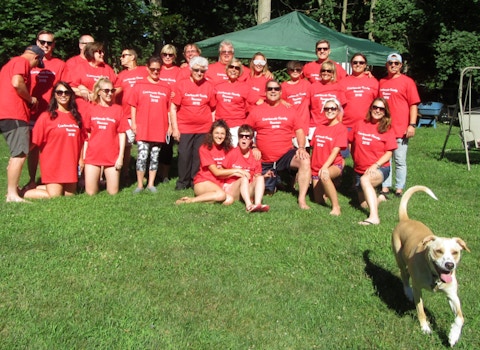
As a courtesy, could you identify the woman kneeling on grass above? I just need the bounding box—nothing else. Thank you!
[310,98,348,216]
[349,97,397,225]
[24,82,85,199]
[222,124,269,212]
[175,120,250,205]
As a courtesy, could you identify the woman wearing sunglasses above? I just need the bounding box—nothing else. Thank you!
[349,98,397,225]
[246,52,273,111]
[213,58,251,146]
[23,82,85,199]
[83,77,128,195]
[310,98,347,216]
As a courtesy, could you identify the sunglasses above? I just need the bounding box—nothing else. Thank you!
[162,53,175,57]
[288,68,302,73]
[95,50,104,55]
[220,50,234,55]
[55,90,72,96]
[317,47,329,52]
[253,59,266,66]
[324,107,338,112]
[352,61,366,65]
[387,61,401,66]
[38,40,53,46]
[149,67,161,72]
[321,69,333,73]
[192,68,207,73]
[239,134,252,139]
[121,53,133,58]
[371,105,386,112]
[228,65,241,71]
[266,86,281,92]
[100,88,116,94]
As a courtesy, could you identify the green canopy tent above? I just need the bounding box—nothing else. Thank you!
[196,11,394,66]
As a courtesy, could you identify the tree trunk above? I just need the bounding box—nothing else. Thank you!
[257,0,271,25]
[369,0,377,41]
[317,0,323,23]
[341,0,348,33]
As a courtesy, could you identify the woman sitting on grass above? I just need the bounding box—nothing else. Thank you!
[23,82,85,199]
[222,124,269,212]
[349,98,397,225]
[175,119,250,205]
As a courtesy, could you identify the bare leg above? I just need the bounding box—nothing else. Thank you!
[104,166,120,195]
[84,164,101,195]
[6,156,28,202]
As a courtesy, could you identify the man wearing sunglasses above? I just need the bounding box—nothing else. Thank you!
[205,40,250,85]
[0,45,44,202]
[246,81,311,210]
[378,53,420,198]
[303,39,347,83]
[25,30,68,191]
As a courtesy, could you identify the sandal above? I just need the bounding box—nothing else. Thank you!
[378,190,390,201]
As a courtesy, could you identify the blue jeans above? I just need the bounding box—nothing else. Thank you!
[382,137,409,190]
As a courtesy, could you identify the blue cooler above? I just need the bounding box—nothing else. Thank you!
[418,102,443,128]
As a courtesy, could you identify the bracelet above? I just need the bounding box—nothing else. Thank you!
[409,123,416,128]
[252,145,257,149]
[375,163,381,168]
[298,147,305,150]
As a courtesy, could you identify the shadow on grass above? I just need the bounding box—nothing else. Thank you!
[362,250,452,345]
[440,148,480,165]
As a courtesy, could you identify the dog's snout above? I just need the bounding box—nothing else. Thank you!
[445,262,455,271]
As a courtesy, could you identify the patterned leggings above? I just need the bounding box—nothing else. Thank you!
[136,141,162,172]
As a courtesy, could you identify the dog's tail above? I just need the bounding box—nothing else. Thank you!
[399,185,438,221]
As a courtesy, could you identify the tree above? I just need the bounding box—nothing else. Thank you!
[257,0,271,24]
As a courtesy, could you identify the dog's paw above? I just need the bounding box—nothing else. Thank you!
[421,323,432,334]
[448,322,463,347]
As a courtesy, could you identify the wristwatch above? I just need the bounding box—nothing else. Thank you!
[409,123,416,128]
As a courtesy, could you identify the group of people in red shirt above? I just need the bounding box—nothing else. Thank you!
[0,33,420,223]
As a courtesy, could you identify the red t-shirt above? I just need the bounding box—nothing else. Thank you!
[303,60,347,83]
[176,66,191,82]
[206,62,250,85]
[159,66,180,86]
[348,120,398,174]
[340,75,379,128]
[311,122,348,175]
[246,74,270,109]
[246,102,301,163]
[193,144,227,187]
[222,146,262,184]
[281,79,312,134]
[69,62,117,91]
[65,55,87,72]
[30,57,68,121]
[310,82,347,127]
[214,80,250,127]
[32,110,85,183]
[172,78,216,134]
[379,74,420,138]
[128,80,171,142]
[115,66,148,118]
[83,103,129,166]
[0,56,31,122]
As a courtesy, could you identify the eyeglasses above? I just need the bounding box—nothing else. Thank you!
[55,90,72,96]
[79,42,93,45]
[148,67,161,72]
[371,105,386,112]
[288,68,302,73]
[162,53,175,58]
[317,47,329,52]
[38,40,53,46]
[352,61,366,65]
[185,50,198,54]
[100,88,116,94]
[192,68,207,73]
[239,134,252,139]
[321,69,333,73]
[387,61,401,66]
[121,53,133,58]
[253,59,266,66]
[228,65,241,71]
[266,86,281,91]
[324,107,338,112]
[220,50,234,55]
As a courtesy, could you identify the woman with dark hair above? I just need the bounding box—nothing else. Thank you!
[175,119,250,205]
[23,82,85,199]
[349,98,397,225]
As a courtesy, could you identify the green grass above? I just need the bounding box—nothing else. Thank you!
[0,124,479,349]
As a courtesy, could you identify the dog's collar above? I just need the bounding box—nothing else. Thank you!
[431,276,442,291]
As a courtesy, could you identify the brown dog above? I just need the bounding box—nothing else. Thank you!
[392,185,470,347]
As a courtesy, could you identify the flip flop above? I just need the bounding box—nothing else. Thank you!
[358,220,378,226]
[246,204,256,212]
[258,204,270,212]
[250,204,263,213]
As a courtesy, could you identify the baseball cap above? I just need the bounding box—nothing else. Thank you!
[25,45,45,68]
[386,53,402,64]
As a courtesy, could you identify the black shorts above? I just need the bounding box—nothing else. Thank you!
[0,119,30,157]
[261,149,297,191]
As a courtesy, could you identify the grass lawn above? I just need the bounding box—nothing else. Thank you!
[0,123,479,349]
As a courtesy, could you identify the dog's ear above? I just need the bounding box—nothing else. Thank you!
[453,237,471,252]
[419,235,436,249]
